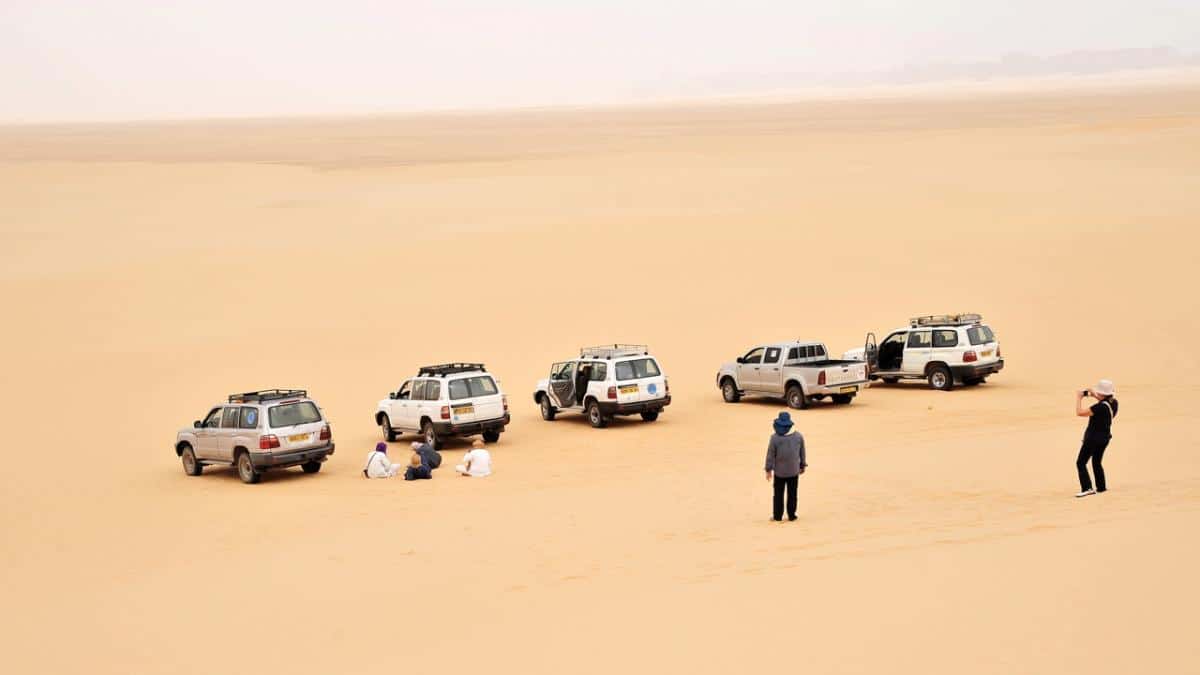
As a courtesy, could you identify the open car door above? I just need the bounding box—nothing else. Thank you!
[863,332,878,375]
[548,362,576,408]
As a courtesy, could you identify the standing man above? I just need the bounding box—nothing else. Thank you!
[1075,379,1119,497]
[764,412,806,521]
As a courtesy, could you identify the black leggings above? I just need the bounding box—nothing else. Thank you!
[773,475,798,520]
[1076,438,1110,492]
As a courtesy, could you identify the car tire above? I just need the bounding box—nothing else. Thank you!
[540,395,557,421]
[181,445,202,476]
[831,394,854,404]
[301,460,322,474]
[236,452,261,484]
[482,430,501,443]
[640,411,659,422]
[882,377,900,385]
[587,400,608,428]
[721,378,741,403]
[928,365,954,391]
[379,414,396,442]
[422,421,443,450]
[786,385,808,410]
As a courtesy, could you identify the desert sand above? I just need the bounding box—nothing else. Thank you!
[2,80,1199,674]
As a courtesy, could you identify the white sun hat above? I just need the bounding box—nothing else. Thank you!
[1093,379,1115,396]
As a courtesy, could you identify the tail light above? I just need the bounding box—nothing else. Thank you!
[502,395,508,412]
[440,406,451,420]
[258,434,280,450]
[818,370,826,386]
[607,386,617,400]
[319,424,331,441]
[997,346,1001,358]
[963,351,978,362]
[665,379,670,394]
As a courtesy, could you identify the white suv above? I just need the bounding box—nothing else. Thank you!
[173,389,335,484]
[843,314,1003,390]
[375,363,509,449]
[534,345,671,428]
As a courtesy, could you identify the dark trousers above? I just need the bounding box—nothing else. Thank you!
[773,475,798,520]
[1076,438,1110,492]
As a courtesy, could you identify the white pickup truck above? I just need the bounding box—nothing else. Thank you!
[716,341,869,409]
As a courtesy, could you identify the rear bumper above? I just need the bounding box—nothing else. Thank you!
[597,395,671,416]
[250,442,335,469]
[433,414,510,437]
[951,359,1004,379]
[811,379,870,396]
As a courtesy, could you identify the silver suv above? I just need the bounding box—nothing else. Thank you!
[174,389,335,484]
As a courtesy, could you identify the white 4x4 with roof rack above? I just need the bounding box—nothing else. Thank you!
[533,345,671,428]
[173,389,335,484]
[716,340,869,409]
[375,363,509,449]
[843,314,1004,390]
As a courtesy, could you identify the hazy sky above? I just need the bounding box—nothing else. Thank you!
[2,0,1198,122]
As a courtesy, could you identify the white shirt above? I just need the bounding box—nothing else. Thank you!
[364,451,398,478]
[461,448,492,476]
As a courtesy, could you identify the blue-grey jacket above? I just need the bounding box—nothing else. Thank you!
[764,432,806,478]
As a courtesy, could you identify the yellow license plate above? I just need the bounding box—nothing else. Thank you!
[839,386,857,394]
[981,350,993,357]
[288,433,310,442]
[454,406,474,415]
[619,385,639,394]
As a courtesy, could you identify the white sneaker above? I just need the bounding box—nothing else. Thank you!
[1075,489,1096,498]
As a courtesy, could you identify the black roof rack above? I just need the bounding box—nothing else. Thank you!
[418,363,486,377]
[910,314,982,327]
[580,344,649,359]
[228,389,307,403]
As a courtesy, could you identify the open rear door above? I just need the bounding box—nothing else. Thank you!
[548,362,576,408]
[864,333,878,375]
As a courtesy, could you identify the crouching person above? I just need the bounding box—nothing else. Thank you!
[411,440,442,470]
[364,442,401,478]
[405,453,433,481]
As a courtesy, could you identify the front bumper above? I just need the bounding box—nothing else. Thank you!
[951,359,1005,379]
[597,395,672,416]
[433,414,510,437]
[250,442,335,469]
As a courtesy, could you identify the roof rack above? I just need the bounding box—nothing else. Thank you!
[228,389,307,403]
[418,363,486,377]
[580,344,649,359]
[910,313,982,327]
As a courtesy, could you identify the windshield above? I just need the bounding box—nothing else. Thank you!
[268,401,322,428]
[449,376,499,400]
[615,358,661,381]
[967,325,996,345]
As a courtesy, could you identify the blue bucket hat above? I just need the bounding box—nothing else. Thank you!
[773,412,793,435]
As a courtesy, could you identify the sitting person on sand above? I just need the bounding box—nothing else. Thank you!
[363,442,401,478]
[404,452,433,481]
[455,439,492,477]
[411,440,442,470]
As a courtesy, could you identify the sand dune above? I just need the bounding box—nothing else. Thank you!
[2,84,1198,674]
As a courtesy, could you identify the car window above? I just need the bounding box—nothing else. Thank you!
[588,362,607,381]
[616,358,661,381]
[203,408,223,428]
[742,348,764,364]
[268,401,322,428]
[550,362,574,381]
[933,330,958,348]
[885,332,906,345]
[907,331,932,348]
[424,380,441,401]
[967,325,995,345]
[787,347,799,360]
[814,345,826,357]
[763,347,781,364]
[413,380,427,401]
[221,407,240,428]
[450,376,499,400]
[239,407,259,429]
[397,381,411,400]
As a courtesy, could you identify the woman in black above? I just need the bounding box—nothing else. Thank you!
[1074,379,1118,497]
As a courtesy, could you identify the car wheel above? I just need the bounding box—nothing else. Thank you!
[928,365,954,391]
[721,378,741,403]
[540,396,557,421]
[379,414,396,442]
[422,421,443,450]
[181,445,202,476]
[236,452,261,484]
[587,400,608,428]
[831,394,854,404]
[482,430,501,443]
[640,411,659,422]
[301,460,322,474]
[882,377,900,385]
[786,385,808,410]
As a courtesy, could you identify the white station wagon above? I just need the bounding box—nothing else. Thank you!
[375,363,509,449]
[534,345,671,428]
[844,314,1004,390]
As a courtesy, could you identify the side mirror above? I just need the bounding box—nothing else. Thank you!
[736,357,745,364]
[388,392,396,400]
[193,420,201,428]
